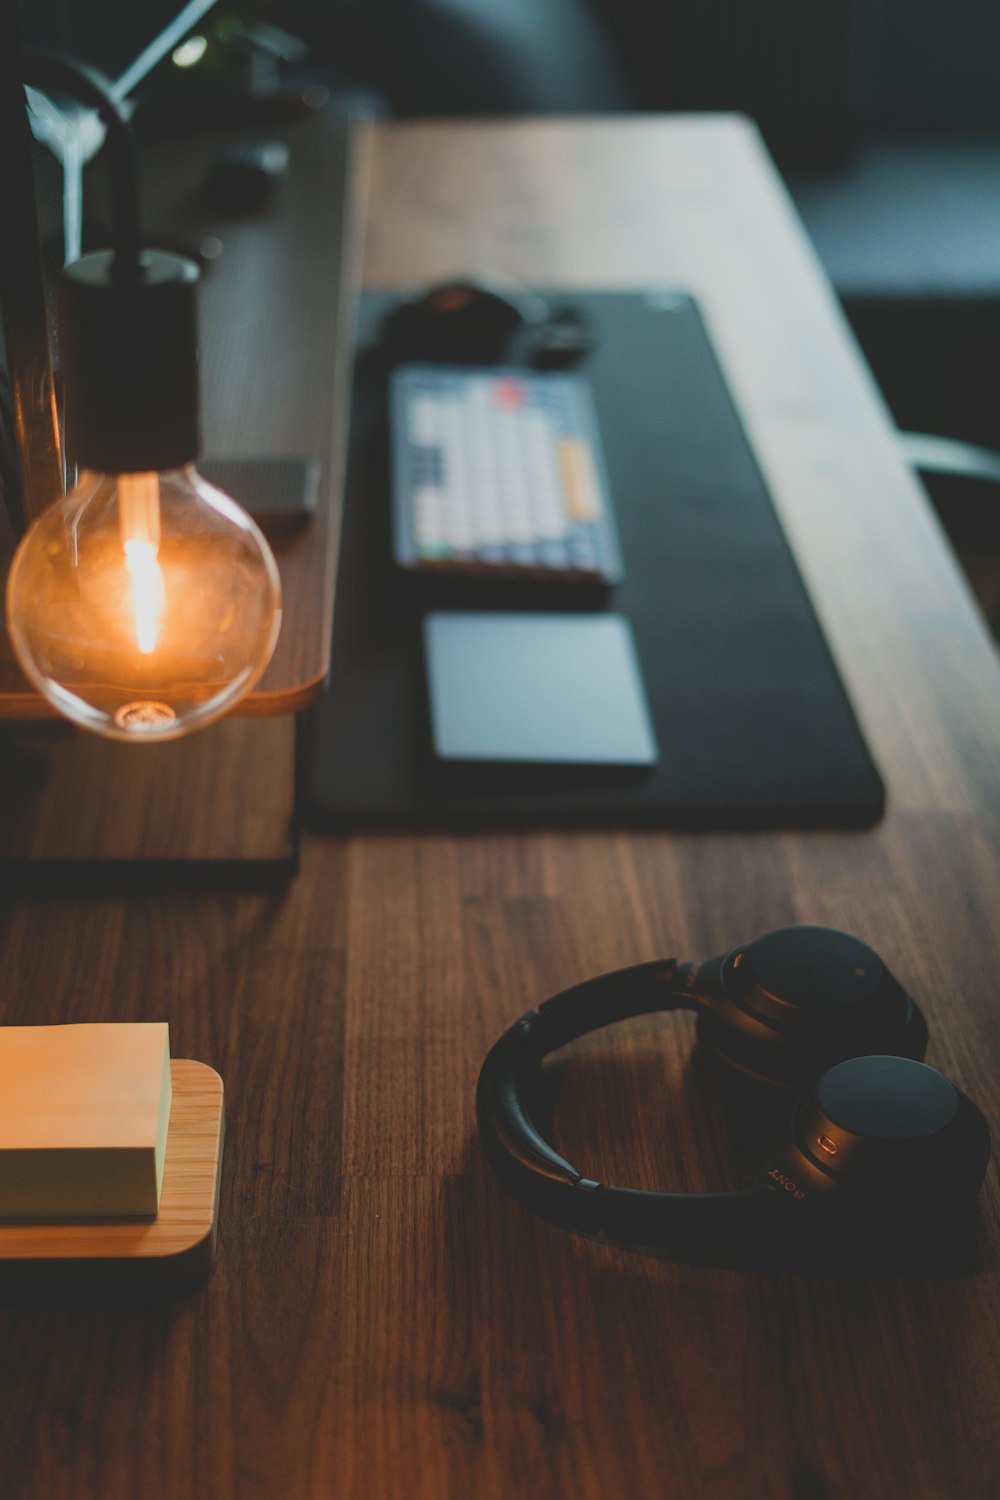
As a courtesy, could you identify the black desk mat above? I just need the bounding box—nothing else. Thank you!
[307,291,884,829]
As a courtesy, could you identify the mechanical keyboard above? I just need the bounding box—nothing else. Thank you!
[389,364,623,586]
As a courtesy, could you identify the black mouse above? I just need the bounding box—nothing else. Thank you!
[379,277,549,364]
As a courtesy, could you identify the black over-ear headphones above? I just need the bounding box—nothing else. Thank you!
[476,927,991,1261]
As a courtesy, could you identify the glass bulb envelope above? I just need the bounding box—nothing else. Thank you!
[7,464,282,740]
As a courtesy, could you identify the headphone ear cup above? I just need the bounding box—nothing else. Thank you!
[693,926,928,1093]
[695,994,928,1093]
[763,1055,991,1244]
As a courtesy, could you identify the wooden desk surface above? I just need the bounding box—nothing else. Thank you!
[0,116,999,1500]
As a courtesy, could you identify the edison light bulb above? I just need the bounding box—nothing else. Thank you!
[7,464,282,741]
[4,244,283,741]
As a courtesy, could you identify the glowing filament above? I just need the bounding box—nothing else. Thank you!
[119,473,163,654]
[124,540,163,653]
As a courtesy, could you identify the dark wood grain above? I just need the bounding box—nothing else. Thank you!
[0,715,296,864]
[0,116,998,1499]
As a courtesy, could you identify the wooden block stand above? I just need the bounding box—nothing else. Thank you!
[0,1061,224,1292]
[0,112,361,875]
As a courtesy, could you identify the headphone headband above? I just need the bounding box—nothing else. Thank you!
[476,956,780,1252]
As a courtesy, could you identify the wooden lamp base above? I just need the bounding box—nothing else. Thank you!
[0,1061,224,1292]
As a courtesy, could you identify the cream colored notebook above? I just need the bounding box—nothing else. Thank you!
[0,1023,171,1219]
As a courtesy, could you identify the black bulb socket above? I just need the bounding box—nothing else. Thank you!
[59,248,201,474]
